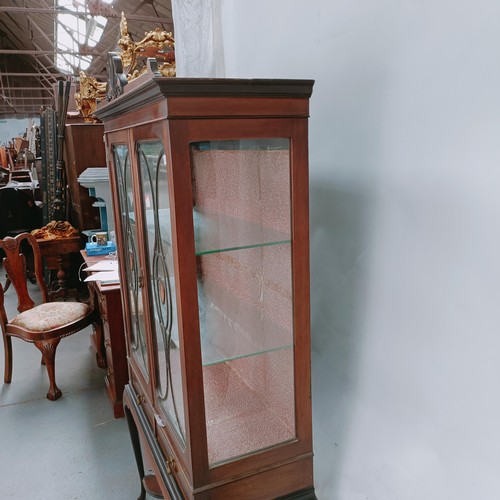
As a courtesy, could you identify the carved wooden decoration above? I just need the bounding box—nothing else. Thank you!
[76,13,175,118]
[106,52,128,101]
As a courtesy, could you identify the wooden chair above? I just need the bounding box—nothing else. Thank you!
[0,233,95,400]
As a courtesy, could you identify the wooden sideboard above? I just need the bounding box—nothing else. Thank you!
[81,250,128,418]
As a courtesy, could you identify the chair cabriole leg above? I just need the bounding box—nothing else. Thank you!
[34,338,62,400]
[3,333,12,383]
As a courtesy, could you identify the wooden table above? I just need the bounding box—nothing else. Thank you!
[81,250,128,418]
[36,235,81,300]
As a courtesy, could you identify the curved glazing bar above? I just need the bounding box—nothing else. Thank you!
[138,141,185,443]
[113,144,149,377]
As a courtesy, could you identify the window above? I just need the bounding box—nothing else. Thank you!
[55,0,113,73]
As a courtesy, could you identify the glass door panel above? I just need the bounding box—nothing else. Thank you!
[190,138,296,466]
[137,141,185,444]
[112,144,149,379]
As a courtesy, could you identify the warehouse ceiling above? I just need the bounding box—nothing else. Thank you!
[0,0,173,118]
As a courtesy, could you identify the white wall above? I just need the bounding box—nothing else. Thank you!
[173,1,500,498]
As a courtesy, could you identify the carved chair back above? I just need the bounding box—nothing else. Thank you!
[0,233,49,320]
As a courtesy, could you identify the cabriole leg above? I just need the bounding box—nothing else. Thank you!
[3,333,12,383]
[34,338,62,400]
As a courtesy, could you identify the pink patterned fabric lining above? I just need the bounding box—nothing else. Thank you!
[10,302,91,331]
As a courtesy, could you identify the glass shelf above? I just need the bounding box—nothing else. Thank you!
[162,273,292,367]
[140,208,291,256]
[193,210,290,255]
[198,277,293,366]
[138,208,293,367]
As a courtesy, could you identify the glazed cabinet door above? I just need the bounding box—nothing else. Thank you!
[108,132,152,399]
[109,123,189,475]
[134,133,187,446]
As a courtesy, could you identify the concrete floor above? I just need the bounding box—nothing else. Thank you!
[0,273,151,499]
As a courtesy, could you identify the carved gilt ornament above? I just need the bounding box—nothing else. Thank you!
[76,12,176,117]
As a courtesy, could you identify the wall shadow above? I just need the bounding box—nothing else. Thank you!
[309,179,374,496]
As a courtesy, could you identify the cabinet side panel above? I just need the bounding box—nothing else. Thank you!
[290,119,314,451]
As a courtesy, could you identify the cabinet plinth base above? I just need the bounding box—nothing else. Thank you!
[277,487,317,499]
[123,384,315,499]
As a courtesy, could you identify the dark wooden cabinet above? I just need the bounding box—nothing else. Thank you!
[95,63,315,499]
[64,124,106,231]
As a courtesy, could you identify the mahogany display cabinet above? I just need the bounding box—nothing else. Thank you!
[95,61,315,499]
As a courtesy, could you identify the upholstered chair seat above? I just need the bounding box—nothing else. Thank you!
[9,302,91,333]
